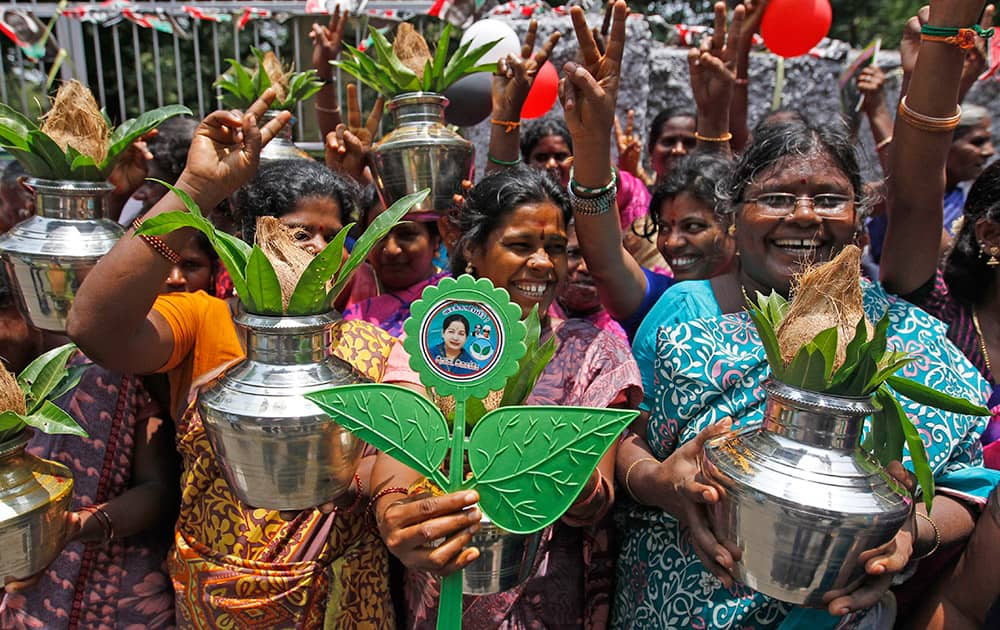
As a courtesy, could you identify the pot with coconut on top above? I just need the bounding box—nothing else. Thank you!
[0,82,189,333]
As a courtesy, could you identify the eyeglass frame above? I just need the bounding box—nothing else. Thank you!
[741,192,858,218]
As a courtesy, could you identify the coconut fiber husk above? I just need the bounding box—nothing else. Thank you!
[776,244,872,370]
[0,362,26,415]
[393,23,433,79]
[261,51,289,104]
[39,80,110,165]
[255,216,314,311]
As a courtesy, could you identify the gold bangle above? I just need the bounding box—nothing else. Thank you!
[694,131,733,143]
[912,511,941,560]
[491,118,520,133]
[624,457,659,503]
[875,136,893,151]
[897,96,961,133]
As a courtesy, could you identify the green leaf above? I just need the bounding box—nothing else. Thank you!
[0,411,26,434]
[22,400,88,437]
[430,23,453,91]
[306,384,451,489]
[874,386,905,465]
[468,406,637,533]
[46,364,88,403]
[286,223,353,315]
[251,48,273,101]
[369,26,420,92]
[865,352,915,392]
[26,130,72,179]
[101,104,192,176]
[66,147,103,180]
[326,189,429,307]
[465,396,488,430]
[747,307,785,381]
[2,147,53,178]
[214,230,252,271]
[499,306,558,407]
[334,52,396,96]
[810,326,839,382]
[17,343,78,412]
[886,375,989,415]
[783,345,830,391]
[877,384,935,512]
[244,245,284,315]
[833,316,870,387]
[441,38,502,91]
[0,103,39,135]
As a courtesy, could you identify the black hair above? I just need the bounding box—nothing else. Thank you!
[233,159,360,242]
[752,107,810,133]
[643,153,732,237]
[520,118,573,161]
[647,107,697,155]
[1,160,25,188]
[145,117,199,184]
[717,117,864,222]
[451,166,571,276]
[442,313,470,335]
[943,161,1000,306]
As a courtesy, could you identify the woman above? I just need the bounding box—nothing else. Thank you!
[552,221,628,342]
[66,92,396,628]
[560,3,999,627]
[431,313,477,375]
[370,166,641,628]
[879,2,1000,469]
[645,107,697,183]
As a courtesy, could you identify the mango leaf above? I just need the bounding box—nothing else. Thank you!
[326,189,429,307]
[440,39,501,91]
[865,352,915,393]
[244,245,284,315]
[306,384,450,489]
[831,316,870,387]
[500,306,558,407]
[464,396,489,431]
[783,345,829,391]
[17,343,78,411]
[886,375,991,416]
[877,384,934,512]
[26,130,72,179]
[369,26,420,91]
[0,103,38,135]
[431,23,452,84]
[2,147,52,178]
[0,411,25,433]
[468,406,637,534]
[102,104,192,176]
[747,306,784,380]
[286,223,353,315]
[873,387,905,467]
[22,400,88,437]
[67,147,102,181]
[46,364,88,404]
[810,326,839,382]
[829,351,880,396]
[251,48,273,101]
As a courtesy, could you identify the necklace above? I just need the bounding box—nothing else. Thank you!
[972,309,993,376]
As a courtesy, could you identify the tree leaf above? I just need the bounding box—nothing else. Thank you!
[22,400,88,437]
[429,23,453,92]
[783,345,829,391]
[874,386,905,465]
[326,189,429,307]
[468,406,637,533]
[286,223,353,315]
[46,364,88,403]
[831,316,870,388]
[886,375,991,416]
[17,343,78,413]
[26,130,72,179]
[2,147,53,178]
[369,26,420,92]
[499,306,558,407]
[810,326,839,381]
[0,411,26,433]
[244,245,284,315]
[101,104,192,176]
[878,384,934,512]
[747,306,784,381]
[0,103,38,135]
[306,384,450,488]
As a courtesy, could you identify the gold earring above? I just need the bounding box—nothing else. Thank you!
[990,246,1000,268]
[727,224,736,236]
[465,261,475,275]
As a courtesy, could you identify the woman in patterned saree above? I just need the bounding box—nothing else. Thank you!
[67,91,395,628]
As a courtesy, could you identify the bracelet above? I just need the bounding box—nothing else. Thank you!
[79,505,115,543]
[567,183,617,216]
[315,104,341,114]
[133,217,182,264]
[875,136,893,151]
[694,131,733,143]
[920,24,994,50]
[344,473,364,513]
[623,457,659,503]
[573,471,605,509]
[491,118,520,133]
[734,78,749,86]
[368,486,410,513]
[568,165,616,197]
[487,153,521,167]
[912,511,941,560]
[897,96,961,133]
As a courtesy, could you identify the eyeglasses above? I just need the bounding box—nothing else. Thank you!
[744,193,854,217]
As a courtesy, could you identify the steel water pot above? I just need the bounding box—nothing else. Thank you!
[370,92,475,217]
[198,310,367,510]
[0,430,74,581]
[701,379,912,607]
[259,110,312,162]
[0,178,123,333]
[463,514,543,595]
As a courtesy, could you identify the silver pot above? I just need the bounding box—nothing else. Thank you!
[0,178,123,333]
[198,310,367,510]
[0,430,74,581]
[463,514,542,595]
[259,110,312,162]
[701,379,912,607]
[370,92,475,217]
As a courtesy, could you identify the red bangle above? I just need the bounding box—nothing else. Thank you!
[368,486,410,513]
[345,473,363,513]
[573,471,605,509]
[133,217,182,264]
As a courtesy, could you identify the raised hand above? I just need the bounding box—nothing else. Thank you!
[107,132,155,197]
[175,88,290,212]
[325,83,383,183]
[614,110,645,180]
[857,65,888,113]
[310,5,347,80]
[689,2,742,131]
[492,20,561,118]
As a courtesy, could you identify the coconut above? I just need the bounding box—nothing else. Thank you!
[39,80,110,165]
[255,217,314,310]
[261,51,289,104]
[393,23,433,79]
[0,362,26,416]
[776,244,872,370]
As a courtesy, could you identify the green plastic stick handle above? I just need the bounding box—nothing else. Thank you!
[437,398,466,630]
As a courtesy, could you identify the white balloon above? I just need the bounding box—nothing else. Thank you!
[459,19,521,65]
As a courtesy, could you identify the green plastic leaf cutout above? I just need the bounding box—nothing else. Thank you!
[306,384,451,490]
[468,406,637,534]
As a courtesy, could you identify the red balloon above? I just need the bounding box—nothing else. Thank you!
[521,61,559,120]
[761,0,832,58]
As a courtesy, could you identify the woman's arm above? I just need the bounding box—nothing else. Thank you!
[858,65,895,176]
[880,1,980,296]
[310,7,346,138]
[66,92,289,373]
[560,2,648,321]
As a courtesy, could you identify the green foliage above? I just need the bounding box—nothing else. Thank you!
[335,23,499,97]
[0,102,190,181]
[215,47,324,111]
[136,182,428,316]
[0,343,88,443]
[499,305,558,408]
